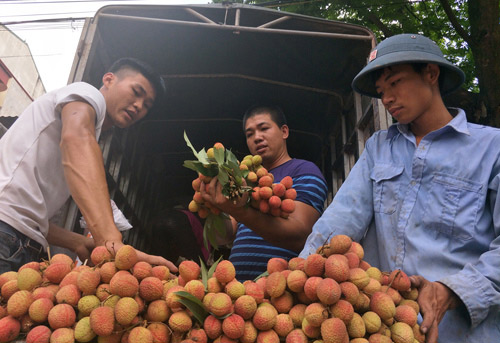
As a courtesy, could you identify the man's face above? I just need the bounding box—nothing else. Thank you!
[244,113,288,166]
[103,71,156,128]
[375,64,435,125]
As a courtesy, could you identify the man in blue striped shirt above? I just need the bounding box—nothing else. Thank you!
[301,34,500,342]
[202,105,328,281]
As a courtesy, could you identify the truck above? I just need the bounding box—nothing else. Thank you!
[57,3,391,261]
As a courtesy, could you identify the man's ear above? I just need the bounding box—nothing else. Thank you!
[281,124,289,139]
[426,64,440,86]
[101,72,115,87]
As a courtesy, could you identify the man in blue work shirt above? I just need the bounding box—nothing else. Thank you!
[301,34,500,342]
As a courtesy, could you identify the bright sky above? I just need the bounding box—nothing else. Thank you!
[1,0,209,92]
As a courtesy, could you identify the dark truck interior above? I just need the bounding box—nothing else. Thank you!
[67,4,375,259]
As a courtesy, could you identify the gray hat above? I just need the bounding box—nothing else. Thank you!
[352,33,465,98]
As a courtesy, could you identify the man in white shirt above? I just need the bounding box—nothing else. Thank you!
[0,57,177,273]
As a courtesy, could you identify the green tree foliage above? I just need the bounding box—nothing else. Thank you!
[216,0,500,125]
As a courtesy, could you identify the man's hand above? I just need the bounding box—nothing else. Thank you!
[410,275,462,343]
[104,240,178,273]
[200,177,248,214]
[73,235,95,265]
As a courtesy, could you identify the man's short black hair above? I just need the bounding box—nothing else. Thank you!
[370,63,444,93]
[108,57,166,108]
[242,104,287,132]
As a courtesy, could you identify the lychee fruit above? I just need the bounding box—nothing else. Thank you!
[55,284,81,306]
[44,263,71,284]
[169,310,193,333]
[394,304,417,327]
[26,325,51,343]
[324,254,350,283]
[390,322,414,343]
[48,304,76,329]
[273,314,294,337]
[148,323,170,343]
[362,311,381,334]
[329,299,354,324]
[234,295,257,320]
[252,304,278,331]
[28,297,54,323]
[244,281,264,304]
[203,315,222,339]
[388,270,411,292]
[7,290,33,318]
[50,254,74,268]
[49,328,74,343]
[303,254,325,277]
[17,268,42,291]
[74,316,96,343]
[208,292,233,317]
[224,279,245,300]
[114,297,139,326]
[214,260,236,284]
[91,246,113,266]
[132,261,152,280]
[316,278,341,305]
[151,265,170,281]
[77,269,101,295]
[280,199,295,213]
[347,312,366,338]
[139,276,163,301]
[0,315,20,343]
[114,245,138,270]
[265,272,286,298]
[320,317,348,343]
[222,314,245,339]
[256,329,279,343]
[370,292,396,321]
[304,302,328,327]
[109,271,139,297]
[280,176,293,189]
[77,295,100,317]
[128,327,153,343]
[185,279,206,301]
[179,260,201,282]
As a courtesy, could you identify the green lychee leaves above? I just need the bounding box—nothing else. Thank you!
[183,131,252,251]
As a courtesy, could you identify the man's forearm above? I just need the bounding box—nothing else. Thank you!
[60,102,122,246]
[47,222,86,250]
[61,135,121,245]
[229,202,319,252]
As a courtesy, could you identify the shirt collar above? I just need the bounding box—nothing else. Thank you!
[387,107,469,140]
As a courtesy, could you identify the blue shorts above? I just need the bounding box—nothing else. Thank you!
[0,221,46,273]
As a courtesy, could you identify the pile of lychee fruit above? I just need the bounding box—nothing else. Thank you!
[189,143,296,220]
[0,234,423,343]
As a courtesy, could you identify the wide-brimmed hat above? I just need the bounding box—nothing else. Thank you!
[352,33,465,98]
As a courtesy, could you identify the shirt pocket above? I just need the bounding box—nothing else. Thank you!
[370,164,405,214]
[423,172,483,242]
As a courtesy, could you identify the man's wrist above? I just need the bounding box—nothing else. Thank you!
[437,281,462,310]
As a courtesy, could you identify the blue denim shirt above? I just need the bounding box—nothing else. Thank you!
[300,109,500,341]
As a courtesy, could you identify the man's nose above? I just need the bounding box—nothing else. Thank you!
[381,90,394,106]
[254,131,263,142]
[134,98,145,113]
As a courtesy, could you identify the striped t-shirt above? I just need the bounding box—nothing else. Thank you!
[229,158,328,281]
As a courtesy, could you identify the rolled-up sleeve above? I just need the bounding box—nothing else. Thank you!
[300,138,376,257]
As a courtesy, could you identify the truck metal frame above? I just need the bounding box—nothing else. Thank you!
[60,3,391,252]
